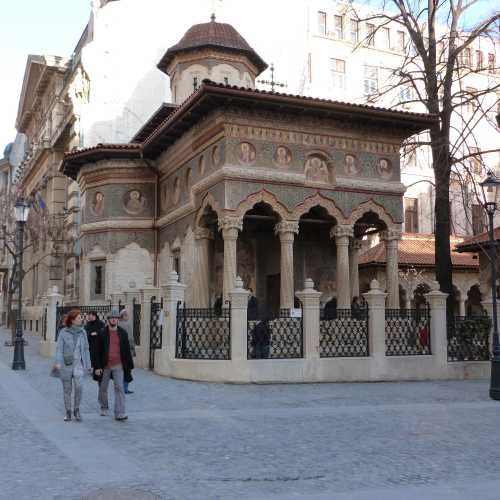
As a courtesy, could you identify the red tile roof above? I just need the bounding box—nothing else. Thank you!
[455,227,500,252]
[359,233,479,269]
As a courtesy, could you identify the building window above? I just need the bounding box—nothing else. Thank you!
[91,260,106,301]
[404,198,419,233]
[476,50,483,70]
[333,15,343,39]
[364,65,378,95]
[366,23,375,46]
[462,47,472,68]
[472,204,485,235]
[397,31,405,52]
[382,27,390,49]
[399,86,413,103]
[488,53,496,74]
[173,251,181,281]
[318,11,327,35]
[330,58,346,89]
[469,146,481,175]
[465,87,477,113]
[350,19,359,44]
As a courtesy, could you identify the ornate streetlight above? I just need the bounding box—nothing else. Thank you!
[479,171,500,399]
[12,197,29,370]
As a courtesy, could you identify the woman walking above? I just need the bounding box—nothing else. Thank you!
[54,309,92,422]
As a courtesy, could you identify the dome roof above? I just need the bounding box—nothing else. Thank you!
[158,16,267,75]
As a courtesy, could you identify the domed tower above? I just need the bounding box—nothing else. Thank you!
[158,15,267,105]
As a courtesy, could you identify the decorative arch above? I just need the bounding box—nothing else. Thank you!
[292,193,347,223]
[195,193,223,229]
[235,189,291,221]
[347,199,396,228]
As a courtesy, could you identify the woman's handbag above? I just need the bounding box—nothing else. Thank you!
[50,365,61,378]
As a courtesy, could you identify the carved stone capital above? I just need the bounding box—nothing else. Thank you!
[352,239,363,251]
[274,221,299,237]
[218,215,243,234]
[330,224,354,241]
[194,227,214,241]
[382,228,403,242]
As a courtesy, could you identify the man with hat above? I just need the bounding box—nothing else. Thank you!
[93,307,134,421]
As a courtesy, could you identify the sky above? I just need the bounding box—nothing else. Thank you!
[0,0,90,152]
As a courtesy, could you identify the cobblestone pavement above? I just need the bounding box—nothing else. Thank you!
[1,327,500,500]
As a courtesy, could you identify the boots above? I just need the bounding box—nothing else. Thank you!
[74,409,82,422]
[64,410,72,422]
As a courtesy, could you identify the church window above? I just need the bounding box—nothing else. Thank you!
[363,65,378,95]
[318,11,327,35]
[333,15,343,40]
[193,76,199,91]
[91,260,106,300]
[404,198,419,233]
[330,58,345,89]
[173,251,181,281]
[350,19,359,44]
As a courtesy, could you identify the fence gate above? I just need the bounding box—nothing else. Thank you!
[133,298,141,347]
[149,297,163,370]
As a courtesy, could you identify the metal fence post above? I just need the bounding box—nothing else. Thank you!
[39,286,63,358]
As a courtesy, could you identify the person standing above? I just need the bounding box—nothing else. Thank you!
[84,311,104,367]
[54,309,92,422]
[94,308,134,421]
[119,308,135,394]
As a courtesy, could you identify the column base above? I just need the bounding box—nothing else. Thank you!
[489,358,500,400]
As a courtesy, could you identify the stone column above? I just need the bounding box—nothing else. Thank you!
[350,239,362,299]
[332,225,354,309]
[363,280,387,369]
[194,228,213,308]
[161,271,186,364]
[296,278,322,359]
[229,276,250,361]
[219,216,243,305]
[275,221,299,310]
[459,296,466,317]
[383,228,402,309]
[39,286,63,358]
[425,281,448,368]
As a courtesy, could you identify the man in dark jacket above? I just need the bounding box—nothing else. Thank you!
[84,311,104,379]
[93,308,134,421]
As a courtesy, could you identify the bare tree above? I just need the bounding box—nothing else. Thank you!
[351,0,500,310]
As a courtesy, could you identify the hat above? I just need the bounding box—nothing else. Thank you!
[107,307,121,319]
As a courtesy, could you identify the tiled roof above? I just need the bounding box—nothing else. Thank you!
[158,18,267,74]
[359,233,479,269]
[455,227,500,252]
[132,103,178,142]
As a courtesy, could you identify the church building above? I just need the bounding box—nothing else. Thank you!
[61,16,436,313]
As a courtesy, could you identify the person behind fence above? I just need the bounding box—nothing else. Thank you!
[119,308,135,394]
[53,309,92,422]
[93,308,134,421]
[213,295,222,316]
[247,288,258,321]
[85,311,104,365]
[351,296,363,320]
[323,296,337,320]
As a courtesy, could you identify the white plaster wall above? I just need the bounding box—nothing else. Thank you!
[109,243,154,293]
[158,241,173,286]
[180,227,195,306]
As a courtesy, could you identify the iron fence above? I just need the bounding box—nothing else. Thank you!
[55,303,112,340]
[176,302,231,360]
[133,298,141,346]
[149,297,163,369]
[42,307,47,341]
[319,307,369,357]
[385,308,431,356]
[247,307,303,359]
[447,315,490,361]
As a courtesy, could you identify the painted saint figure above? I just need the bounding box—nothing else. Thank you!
[237,142,256,164]
[344,154,360,176]
[274,145,292,167]
[91,192,105,216]
[376,158,393,179]
[305,156,329,183]
[124,190,146,215]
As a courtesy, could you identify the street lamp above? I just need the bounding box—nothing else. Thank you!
[479,171,500,399]
[12,197,29,370]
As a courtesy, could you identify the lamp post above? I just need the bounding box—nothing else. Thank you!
[12,197,29,370]
[479,171,500,399]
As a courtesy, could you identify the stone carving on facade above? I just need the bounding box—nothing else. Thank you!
[274,220,300,236]
[273,145,292,167]
[305,155,329,184]
[161,182,169,211]
[292,193,347,223]
[173,178,181,205]
[198,155,206,176]
[235,189,291,221]
[347,199,396,227]
[376,158,393,179]
[185,168,192,192]
[90,191,105,217]
[382,227,403,241]
[195,193,223,229]
[212,145,222,167]
[236,141,256,165]
[218,215,243,234]
[344,154,360,176]
[123,189,146,215]
[331,224,354,240]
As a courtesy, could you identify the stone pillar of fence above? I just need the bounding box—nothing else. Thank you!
[138,286,161,369]
[39,286,63,358]
[425,281,448,367]
[296,278,321,359]
[481,297,500,354]
[363,279,387,367]
[229,276,249,361]
[161,271,186,363]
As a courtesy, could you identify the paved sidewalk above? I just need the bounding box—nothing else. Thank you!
[1,326,499,500]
